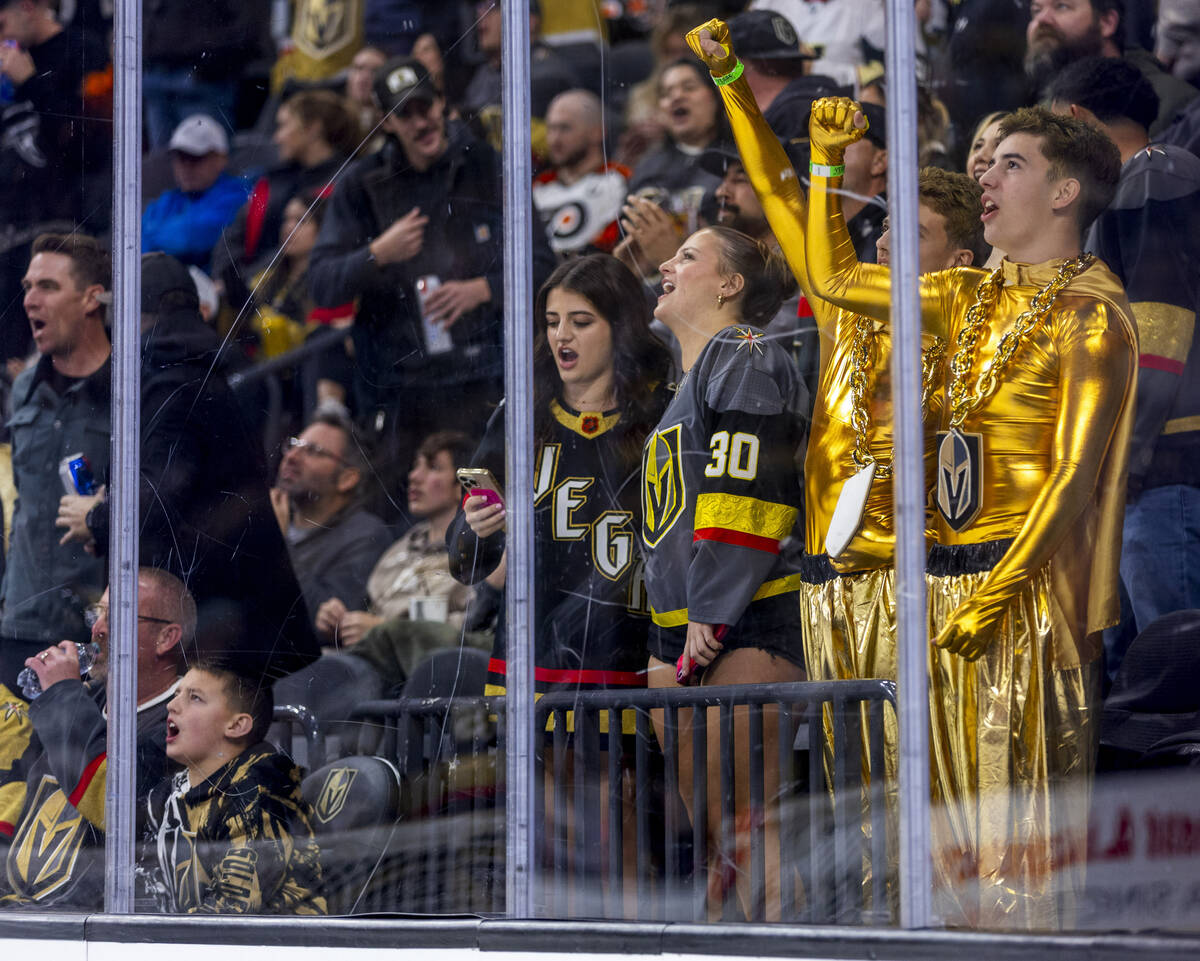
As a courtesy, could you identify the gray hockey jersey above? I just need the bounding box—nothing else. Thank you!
[640,325,808,662]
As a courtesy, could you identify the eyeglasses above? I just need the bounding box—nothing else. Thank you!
[283,436,350,467]
[84,604,174,629]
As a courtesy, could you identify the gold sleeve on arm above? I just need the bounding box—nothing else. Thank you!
[716,79,814,294]
[947,304,1136,633]
[804,161,955,340]
[804,161,894,314]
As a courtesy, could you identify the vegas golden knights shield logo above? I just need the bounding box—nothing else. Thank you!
[642,424,686,547]
[8,776,87,900]
[295,0,362,60]
[315,766,358,824]
[936,428,984,532]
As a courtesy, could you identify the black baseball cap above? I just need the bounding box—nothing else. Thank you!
[860,102,887,149]
[699,139,811,180]
[727,10,818,62]
[142,251,199,314]
[698,143,743,178]
[374,56,438,114]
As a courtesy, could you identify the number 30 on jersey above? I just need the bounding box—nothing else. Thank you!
[705,430,760,480]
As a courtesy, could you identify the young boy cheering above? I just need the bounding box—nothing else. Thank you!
[147,662,326,914]
[805,99,1137,929]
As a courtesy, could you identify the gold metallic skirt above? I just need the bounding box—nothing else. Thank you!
[800,563,899,922]
[927,565,1100,931]
[801,560,1100,931]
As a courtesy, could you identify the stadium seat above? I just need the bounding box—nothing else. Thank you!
[301,754,404,914]
[274,653,388,763]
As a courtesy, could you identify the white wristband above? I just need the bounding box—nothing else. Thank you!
[809,162,846,178]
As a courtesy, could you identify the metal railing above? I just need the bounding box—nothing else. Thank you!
[333,680,895,922]
[273,703,326,769]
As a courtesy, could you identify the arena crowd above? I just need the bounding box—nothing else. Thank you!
[0,0,1195,928]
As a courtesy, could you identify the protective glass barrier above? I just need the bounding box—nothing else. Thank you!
[487,0,1200,934]
[0,0,1196,938]
[0,0,115,912]
[130,0,515,917]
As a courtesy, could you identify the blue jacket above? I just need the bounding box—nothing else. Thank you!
[141,172,250,271]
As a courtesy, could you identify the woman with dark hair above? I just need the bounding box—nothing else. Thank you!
[641,224,808,920]
[449,257,670,894]
[246,187,341,356]
[213,89,361,317]
[449,254,672,716]
[628,58,727,206]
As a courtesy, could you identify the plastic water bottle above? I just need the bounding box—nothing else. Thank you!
[17,642,99,701]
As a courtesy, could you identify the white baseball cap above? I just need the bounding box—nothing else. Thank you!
[168,114,229,156]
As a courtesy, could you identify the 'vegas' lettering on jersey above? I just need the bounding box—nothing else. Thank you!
[535,445,636,582]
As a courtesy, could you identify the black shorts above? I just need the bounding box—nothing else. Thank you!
[645,592,805,672]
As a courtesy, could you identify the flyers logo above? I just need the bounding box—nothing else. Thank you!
[8,777,86,900]
[315,766,358,824]
[295,0,361,59]
[642,424,686,547]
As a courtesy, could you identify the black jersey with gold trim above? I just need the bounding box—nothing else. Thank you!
[0,684,34,841]
[0,680,174,909]
[641,325,808,662]
[145,744,325,915]
[449,394,668,726]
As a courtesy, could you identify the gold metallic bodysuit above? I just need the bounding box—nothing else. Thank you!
[701,46,941,572]
[690,25,946,920]
[805,117,1138,929]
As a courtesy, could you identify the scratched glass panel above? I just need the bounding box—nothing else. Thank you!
[0,0,115,913]
[0,0,1193,935]
[132,0,516,916]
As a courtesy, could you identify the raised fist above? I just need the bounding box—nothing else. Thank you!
[809,96,868,165]
[685,19,737,78]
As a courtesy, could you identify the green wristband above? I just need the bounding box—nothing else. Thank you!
[712,60,744,86]
[809,162,846,178]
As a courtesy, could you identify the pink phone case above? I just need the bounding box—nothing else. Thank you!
[474,488,504,508]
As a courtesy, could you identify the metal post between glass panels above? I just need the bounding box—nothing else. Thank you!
[104,0,143,915]
[500,0,537,920]
[883,0,934,930]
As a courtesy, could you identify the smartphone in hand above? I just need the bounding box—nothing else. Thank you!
[456,467,505,509]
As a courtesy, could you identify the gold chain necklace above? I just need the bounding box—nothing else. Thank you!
[934,252,1094,533]
[946,253,1094,428]
[828,317,945,558]
[847,317,947,479]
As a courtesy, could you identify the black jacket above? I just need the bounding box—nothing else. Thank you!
[144,744,325,914]
[310,127,503,407]
[0,23,109,244]
[1087,143,1200,493]
[144,0,270,81]
[88,312,320,679]
[309,125,555,410]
